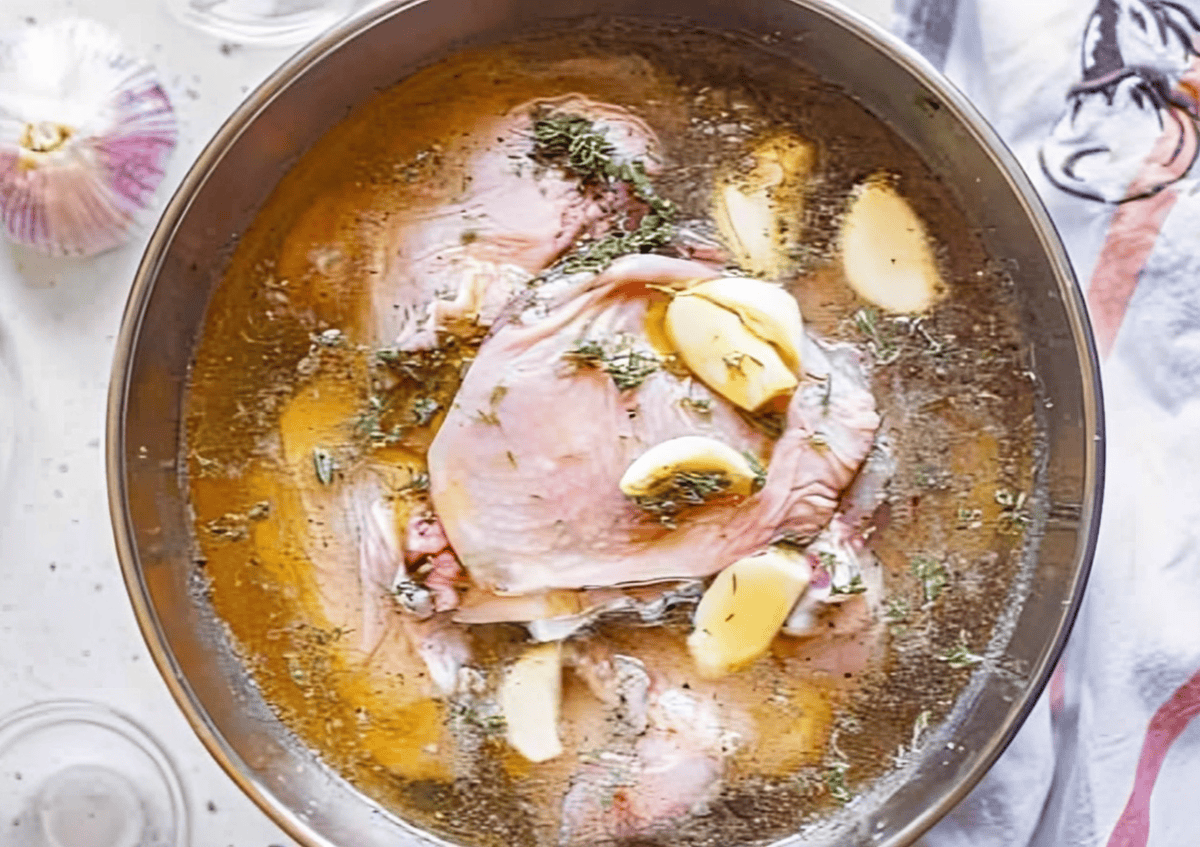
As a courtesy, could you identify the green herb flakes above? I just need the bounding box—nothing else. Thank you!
[853,307,900,364]
[830,573,867,596]
[449,702,507,736]
[995,488,1030,535]
[824,731,853,805]
[404,471,430,494]
[531,112,677,274]
[375,345,451,384]
[563,335,660,391]
[204,501,271,542]
[743,450,768,492]
[940,634,984,669]
[885,597,909,621]
[531,113,617,182]
[411,397,441,426]
[633,470,732,526]
[681,396,713,416]
[561,212,676,274]
[911,555,948,603]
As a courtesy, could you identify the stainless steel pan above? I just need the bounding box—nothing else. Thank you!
[107,1,1103,844]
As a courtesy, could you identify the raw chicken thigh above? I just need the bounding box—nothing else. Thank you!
[427,253,881,595]
[371,93,663,347]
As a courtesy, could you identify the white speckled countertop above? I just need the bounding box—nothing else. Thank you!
[0,1,889,845]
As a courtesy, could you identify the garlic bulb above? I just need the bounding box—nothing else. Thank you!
[0,19,178,256]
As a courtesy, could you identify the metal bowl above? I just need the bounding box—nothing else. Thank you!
[107,1,1103,845]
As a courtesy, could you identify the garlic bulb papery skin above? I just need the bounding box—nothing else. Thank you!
[0,19,178,256]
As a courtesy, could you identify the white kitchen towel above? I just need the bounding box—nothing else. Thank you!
[894,1,1200,845]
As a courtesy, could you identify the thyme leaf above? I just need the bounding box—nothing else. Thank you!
[402,471,430,493]
[743,451,767,492]
[563,335,660,391]
[853,307,900,364]
[736,406,786,440]
[956,506,984,530]
[824,730,853,805]
[531,113,617,182]
[884,597,910,627]
[354,393,404,445]
[825,761,851,804]
[941,633,984,669]
[411,397,441,426]
[375,345,452,384]
[204,501,271,541]
[885,598,908,620]
[911,555,948,604]
[995,488,1030,535]
[830,573,867,596]
[449,702,507,736]
[561,211,676,274]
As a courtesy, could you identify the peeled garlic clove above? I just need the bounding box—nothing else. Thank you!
[0,19,178,256]
[716,184,777,275]
[688,546,812,678]
[499,642,564,763]
[684,277,804,374]
[839,177,944,314]
[713,133,813,278]
[665,292,797,412]
[619,435,759,500]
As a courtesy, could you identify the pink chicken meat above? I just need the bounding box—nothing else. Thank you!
[374,94,662,348]
[427,254,881,596]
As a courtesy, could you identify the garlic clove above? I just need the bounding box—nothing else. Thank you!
[839,177,944,314]
[665,291,797,412]
[716,183,777,275]
[683,277,804,374]
[687,546,812,678]
[0,19,177,256]
[619,435,759,500]
[498,642,564,763]
[713,133,813,278]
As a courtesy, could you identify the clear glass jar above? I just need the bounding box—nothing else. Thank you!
[0,702,187,847]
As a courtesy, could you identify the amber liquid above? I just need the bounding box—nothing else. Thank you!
[184,26,1037,847]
